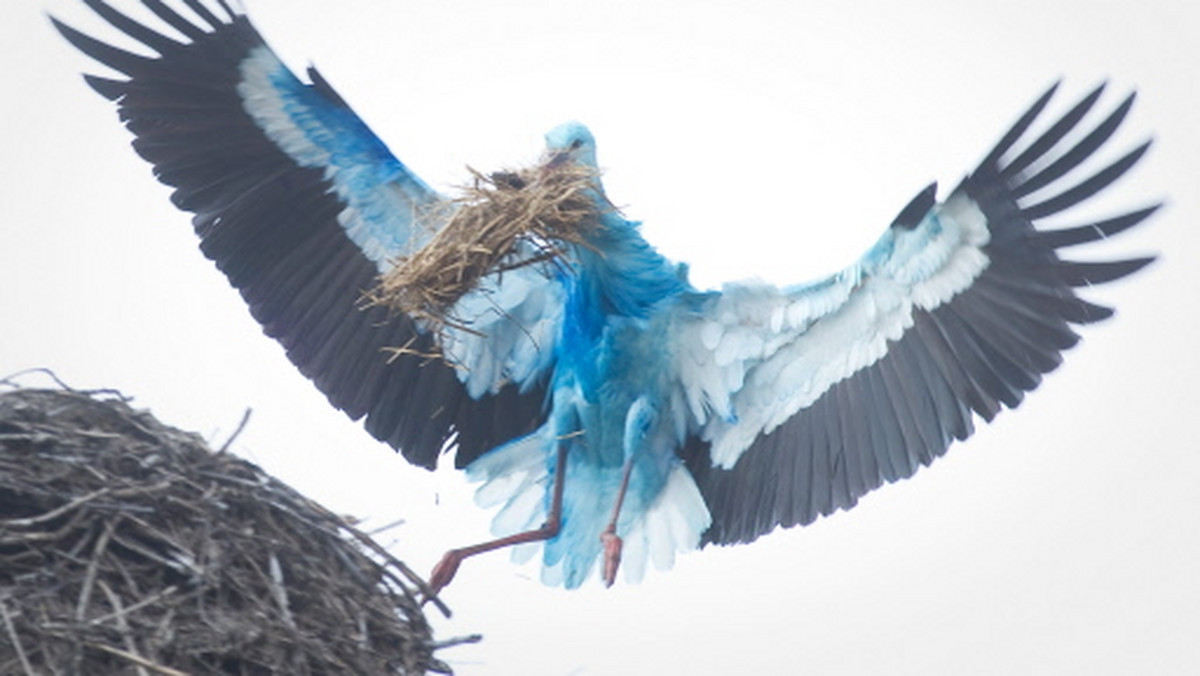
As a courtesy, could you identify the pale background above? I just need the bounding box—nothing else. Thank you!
[4,1,1198,674]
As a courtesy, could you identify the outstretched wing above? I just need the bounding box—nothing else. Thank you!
[673,83,1157,545]
[54,0,555,468]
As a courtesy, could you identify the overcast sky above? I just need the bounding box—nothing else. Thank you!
[5,1,1199,674]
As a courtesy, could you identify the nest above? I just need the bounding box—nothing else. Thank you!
[362,162,605,332]
[0,385,469,675]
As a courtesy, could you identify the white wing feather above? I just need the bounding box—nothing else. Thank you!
[675,192,990,467]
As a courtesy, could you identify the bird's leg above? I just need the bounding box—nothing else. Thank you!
[426,443,568,598]
[602,397,653,587]
[600,458,635,588]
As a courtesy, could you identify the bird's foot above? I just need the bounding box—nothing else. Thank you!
[426,549,463,600]
[600,528,623,588]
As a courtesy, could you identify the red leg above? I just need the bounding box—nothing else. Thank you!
[426,443,568,598]
[600,459,635,588]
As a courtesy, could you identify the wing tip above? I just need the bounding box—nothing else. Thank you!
[1057,256,1157,288]
[1019,139,1154,220]
[48,14,82,44]
[978,79,1064,169]
[51,13,153,76]
[82,73,127,100]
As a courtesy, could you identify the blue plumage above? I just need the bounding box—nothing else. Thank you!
[472,126,701,585]
[238,47,436,265]
[57,1,1158,593]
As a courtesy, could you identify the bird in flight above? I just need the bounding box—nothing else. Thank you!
[56,0,1157,594]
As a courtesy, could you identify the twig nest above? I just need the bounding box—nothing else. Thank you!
[0,387,462,675]
[362,162,605,332]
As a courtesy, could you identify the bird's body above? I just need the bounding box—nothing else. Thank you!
[57,1,1158,591]
[462,127,708,585]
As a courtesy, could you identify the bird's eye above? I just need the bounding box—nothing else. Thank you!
[570,139,584,150]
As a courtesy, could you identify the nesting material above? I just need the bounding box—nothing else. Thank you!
[0,387,465,675]
[363,163,605,331]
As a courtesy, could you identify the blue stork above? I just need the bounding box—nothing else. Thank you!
[56,0,1158,593]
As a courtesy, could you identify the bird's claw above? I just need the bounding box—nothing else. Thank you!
[600,529,623,588]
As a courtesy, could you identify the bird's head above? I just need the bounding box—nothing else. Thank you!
[542,121,598,169]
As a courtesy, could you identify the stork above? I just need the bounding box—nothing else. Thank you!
[56,0,1157,593]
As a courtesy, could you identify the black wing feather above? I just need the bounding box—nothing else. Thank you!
[687,84,1156,545]
[1012,93,1135,198]
[56,0,547,469]
[1030,206,1160,250]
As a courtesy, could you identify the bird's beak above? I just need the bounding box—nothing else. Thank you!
[542,149,572,169]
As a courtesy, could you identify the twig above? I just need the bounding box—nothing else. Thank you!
[382,343,466,365]
[109,531,197,577]
[97,580,150,676]
[216,408,252,454]
[89,585,178,626]
[281,490,453,618]
[338,519,452,619]
[0,366,75,391]
[267,552,296,629]
[2,487,111,527]
[430,633,484,649]
[0,597,35,676]
[0,507,88,546]
[120,512,198,573]
[88,643,192,676]
[356,609,369,649]
[364,516,407,537]
[76,519,118,622]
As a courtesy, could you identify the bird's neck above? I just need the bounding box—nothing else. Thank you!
[571,212,687,320]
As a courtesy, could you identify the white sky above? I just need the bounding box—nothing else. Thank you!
[5,1,1199,674]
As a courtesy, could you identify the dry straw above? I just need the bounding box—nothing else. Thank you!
[362,162,606,333]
